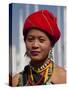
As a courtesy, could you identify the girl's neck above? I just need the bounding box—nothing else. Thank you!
[30,58,48,69]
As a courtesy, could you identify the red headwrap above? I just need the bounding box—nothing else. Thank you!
[23,10,61,45]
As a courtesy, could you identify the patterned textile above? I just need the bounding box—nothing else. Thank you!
[17,60,54,86]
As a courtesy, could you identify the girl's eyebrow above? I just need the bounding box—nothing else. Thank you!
[39,36,46,38]
[28,35,33,36]
[27,35,35,37]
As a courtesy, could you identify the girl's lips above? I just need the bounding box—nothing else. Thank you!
[31,51,40,56]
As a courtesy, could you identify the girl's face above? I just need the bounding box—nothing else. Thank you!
[25,29,52,61]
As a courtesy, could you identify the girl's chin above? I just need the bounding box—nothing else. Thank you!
[31,57,42,61]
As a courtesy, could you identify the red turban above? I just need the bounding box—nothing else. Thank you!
[23,10,61,45]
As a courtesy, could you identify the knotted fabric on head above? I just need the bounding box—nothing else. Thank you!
[23,10,61,45]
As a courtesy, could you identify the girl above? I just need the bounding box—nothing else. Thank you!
[11,10,66,86]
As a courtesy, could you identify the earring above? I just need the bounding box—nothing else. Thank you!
[24,51,29,56]
[48,49,53,60]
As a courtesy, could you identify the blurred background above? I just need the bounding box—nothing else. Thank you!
[9,3,66,75]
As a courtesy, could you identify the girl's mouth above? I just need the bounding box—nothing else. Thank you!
[31,51,40,56]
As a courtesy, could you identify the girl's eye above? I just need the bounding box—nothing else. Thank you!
[27,38,34,42]
[39,39,45,43]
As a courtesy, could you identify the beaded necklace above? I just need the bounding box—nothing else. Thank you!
[27,59,54,85]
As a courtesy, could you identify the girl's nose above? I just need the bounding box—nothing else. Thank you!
[32,40,39,49]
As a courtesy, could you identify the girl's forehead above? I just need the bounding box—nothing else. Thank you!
[27,29,48,37]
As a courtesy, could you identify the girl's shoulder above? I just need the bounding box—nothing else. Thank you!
[51,64,66,84]
[11,73,21,86]
[11,65,30,86]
